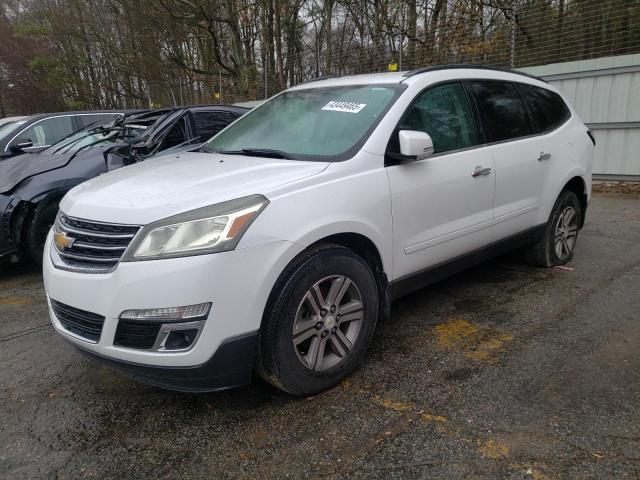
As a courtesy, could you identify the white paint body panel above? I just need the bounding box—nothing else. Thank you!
[386,147,495,280]
[44,68,593,368]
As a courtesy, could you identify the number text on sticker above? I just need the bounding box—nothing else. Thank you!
[321,101,367,114]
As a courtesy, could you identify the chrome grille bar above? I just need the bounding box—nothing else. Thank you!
[58,251,123,263]
[72,242,128,251]
[59,224,136,239]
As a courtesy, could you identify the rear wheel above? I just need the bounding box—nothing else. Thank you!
[257,244,378,395]
[525,190,582,267]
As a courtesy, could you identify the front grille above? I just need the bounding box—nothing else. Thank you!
[114,320,162,350]
[51,300,105,342]
[53,214,140,272]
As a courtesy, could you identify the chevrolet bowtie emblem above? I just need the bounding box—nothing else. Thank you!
[54,231,75,250]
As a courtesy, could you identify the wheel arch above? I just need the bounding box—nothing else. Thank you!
[261,231,392,333]
[311,232,391,323]
[561,175,588,227]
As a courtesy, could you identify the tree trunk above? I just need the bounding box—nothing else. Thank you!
[274,0,285,88]
[406,0,417,68]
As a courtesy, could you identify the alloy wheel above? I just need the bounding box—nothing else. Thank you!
[292,275,364,371]
[554,206,578,260]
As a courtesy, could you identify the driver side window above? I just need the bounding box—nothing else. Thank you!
[12,116,75,149]
[393,82,477,155]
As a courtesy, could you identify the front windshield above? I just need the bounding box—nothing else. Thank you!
[0,120,25,142]
[205,85,400,160]
[45,129,119,155]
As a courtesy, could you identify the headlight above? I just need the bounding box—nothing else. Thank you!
[123,195,268,261]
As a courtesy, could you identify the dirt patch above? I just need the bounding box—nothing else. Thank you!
[434,318,514,362]
[0,296,34,306]
[593,181,640,196]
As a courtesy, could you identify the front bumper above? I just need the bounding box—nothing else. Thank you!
[72,331,258,392]
[43,231,304,390]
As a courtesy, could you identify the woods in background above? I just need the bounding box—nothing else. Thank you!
[0,0,638,115]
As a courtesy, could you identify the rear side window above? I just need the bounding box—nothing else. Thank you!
[467,81,532,142]
[193,111,239,141]
[519,85,571,133]
[393,82,477,154]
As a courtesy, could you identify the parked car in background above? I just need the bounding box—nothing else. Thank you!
[0,105,248,264]
[42,66,594,395]
[0,111,125,159]
[0,116,28,138]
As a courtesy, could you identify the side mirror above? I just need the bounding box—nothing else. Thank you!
[11,140,34,153]
[399,130,434,160]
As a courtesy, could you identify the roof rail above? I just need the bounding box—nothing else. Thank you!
[402,64,548,83]
[300,75,340,85]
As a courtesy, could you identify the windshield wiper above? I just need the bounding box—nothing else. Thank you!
[68,135,125,160]
[219,148,292,159]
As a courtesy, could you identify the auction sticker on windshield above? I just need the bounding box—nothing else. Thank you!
[322,101,367,113]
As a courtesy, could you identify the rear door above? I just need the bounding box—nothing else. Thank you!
[385,81,495,280]
[466,80,544,240]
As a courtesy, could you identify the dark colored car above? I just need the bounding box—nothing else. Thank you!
[0,111,127,159]
[0,105,248,263]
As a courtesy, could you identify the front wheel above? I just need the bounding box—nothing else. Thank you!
[23,195,62,266]
[257,244,379,395]
[525,190,582,268]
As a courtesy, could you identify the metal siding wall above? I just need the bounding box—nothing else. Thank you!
[590,129,640,176]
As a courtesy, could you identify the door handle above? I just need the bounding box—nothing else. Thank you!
[471,166,492,177]
[538,151,551,161]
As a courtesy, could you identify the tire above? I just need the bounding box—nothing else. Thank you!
[23,194,62,266]
[525,190,582,268]
[257,244,379,395]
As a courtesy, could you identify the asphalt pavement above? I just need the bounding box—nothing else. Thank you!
[1,193,639,479]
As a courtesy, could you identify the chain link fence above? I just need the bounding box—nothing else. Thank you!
[134,0,639,108]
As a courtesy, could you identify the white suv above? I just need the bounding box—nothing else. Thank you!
[43,66,594,395]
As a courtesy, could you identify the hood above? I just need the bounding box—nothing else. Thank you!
[61,151,329,224]
[0,151,75,194]
[0,143,115,194]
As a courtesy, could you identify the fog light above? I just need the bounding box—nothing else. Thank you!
[165,329,199,350]
[118,303,211,352]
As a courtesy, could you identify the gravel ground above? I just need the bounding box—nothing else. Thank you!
[1,193,639,479]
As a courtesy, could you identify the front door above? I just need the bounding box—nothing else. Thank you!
[385,82,495,280]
